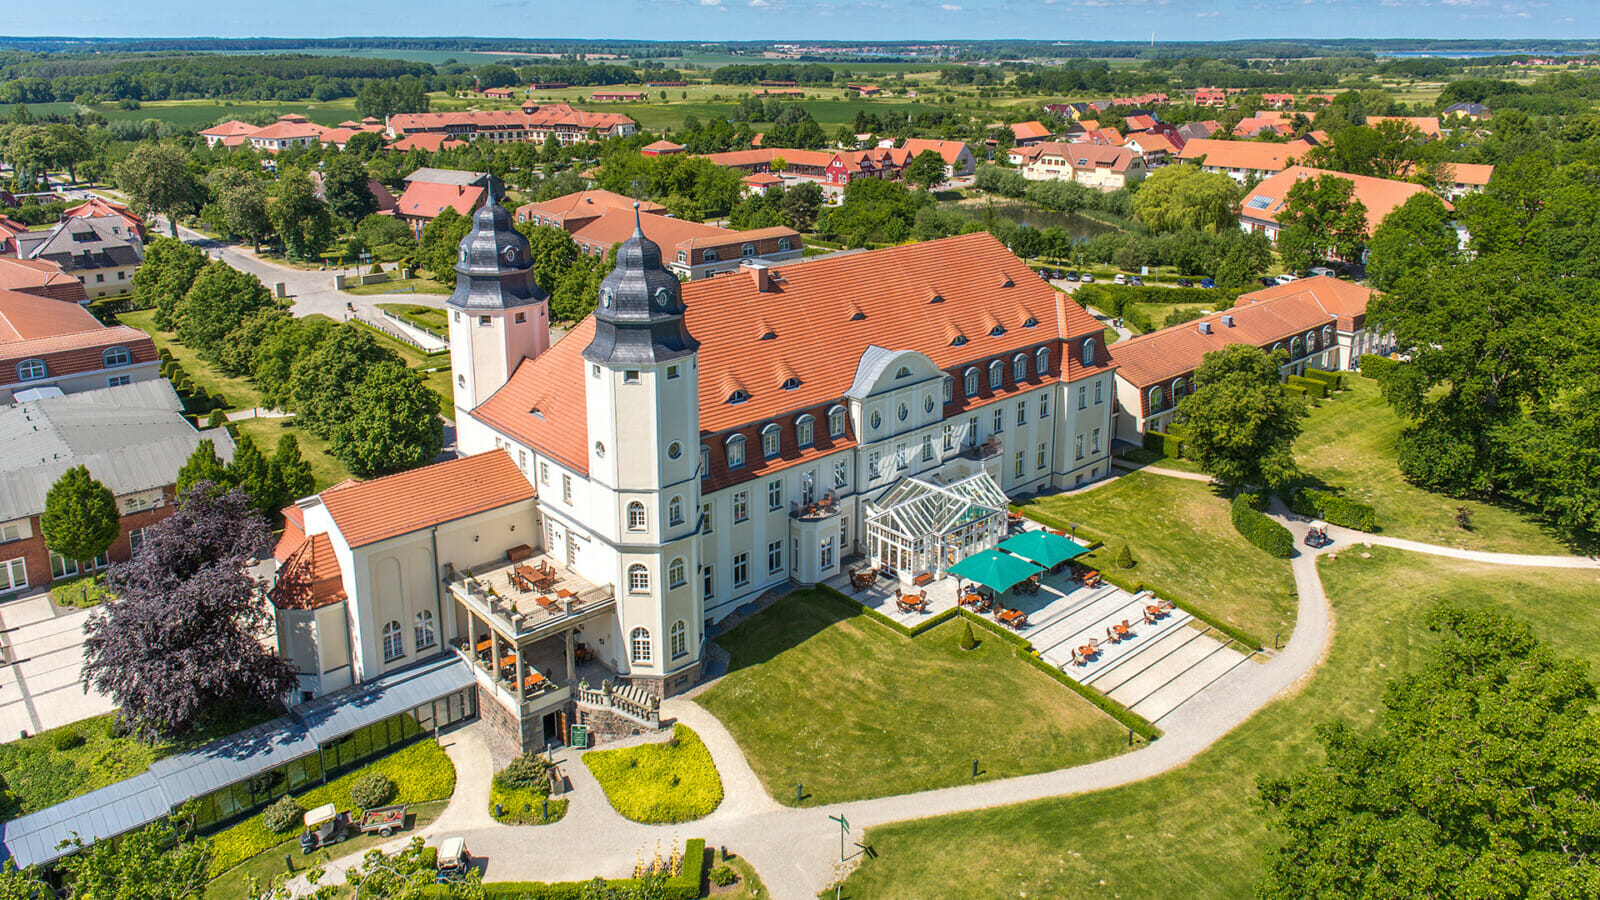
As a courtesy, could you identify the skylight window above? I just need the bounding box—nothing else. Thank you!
[1246,195,1274,210]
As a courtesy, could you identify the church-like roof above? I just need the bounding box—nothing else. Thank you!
[446,193,549,312]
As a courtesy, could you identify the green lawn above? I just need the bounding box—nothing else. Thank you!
[229,417,351,492]
[120,309,263,411]
[582,724,723,823]
[48,572,113,608]
[1294,375,1578,555]
[1015,472,1296,645]
[696,590,1130,807]
[377,302,449,332]
[836,548,1600,899]
[347,279,452,297]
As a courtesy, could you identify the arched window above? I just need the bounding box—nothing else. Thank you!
[1323,324,1335,347]
[381,620,404,662]
[988,360,1003,389]
[1171,377,1186,402]
[102,346,130,368]
[895,365,912,379]
[741,243,756,258]
[827,405,846,437]
[627,501,646,531]
[1148,386,1164,412]
[670,620,687,659]
[726,434,747,468]
[1012,354,1027,382]
[1035,346,1050,376]
[703,248,718,262]
[414,610,436,651]
[669,557,686,588]
[668,495,684,526]
[16,359,46,382]
[1305,330,1318,351]
[777,237,791,252]
[795,414,815,448]
[1081,337,1096,368]
[1291,337,1304,358]
[728,389,749,404]
[963,367,979,397]
[630,627,652,663]
[628,563,650,593]
[761,424,781,458]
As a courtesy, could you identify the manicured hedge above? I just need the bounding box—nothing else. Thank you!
[207,736,457,877]
[1283,383,1310,402]
[1287,375,1328,399]
[1301,368,1344,390]
[1075,283,1239,316]
[1142,430,1184,458]
[1288,487,1378,532]
[419,839,707,900]
[1358,353,1395,377]
[1230,493,1294,558]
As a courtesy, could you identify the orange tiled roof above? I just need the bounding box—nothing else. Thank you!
[388,133,469,152]
[0,257,88,303]
[900,138,970,166]
[1108,276,1375,388]
[317,450,534,548]
[0,287,104,342]
[1240,165,1449,235]
[1009,121,1052,141]
[473,233,1107,477]
[393,181,485,221]
[1365,116,1442,139]
[269,533,347,610]
[200,119,259,137]
[516,190,665,224]
[1442,162,1495,186]
[1176,138,1316,172]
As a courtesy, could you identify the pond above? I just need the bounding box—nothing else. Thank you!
[954,201,1119,241]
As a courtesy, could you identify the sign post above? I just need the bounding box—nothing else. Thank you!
[570,724,589,749]
[828,814,850,862]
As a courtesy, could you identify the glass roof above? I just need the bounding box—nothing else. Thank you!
[865,471,1009,539]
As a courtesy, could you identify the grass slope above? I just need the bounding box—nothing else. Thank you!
[1015,472,1296,643]
[1294,375,1577,555]
[120,308,262,411]
[229,417,350,492]
[696,590,1129,807]
[582,724,723,823]
[836,548,1600,899]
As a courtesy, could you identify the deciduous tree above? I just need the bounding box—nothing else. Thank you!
[175,439,230,498]
[132,237,207,332]
[1132,166,1242,234]
[269,170,334,261]
[115,143,203,237]
[324,154,378,224]
[903,149,948,191]
[289,324,401,433]
[328,360,446,477]
[1178,344,1304,489]
[270,433,316,509]
[174,260,278,362]
[54,813,212,900]
[1365,191,1457,291]
[41,465,120,569]
[1273,173,1368,271]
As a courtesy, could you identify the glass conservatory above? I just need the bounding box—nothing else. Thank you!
[863,472,1010,579]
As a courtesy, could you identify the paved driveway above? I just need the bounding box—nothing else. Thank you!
[0,596,115,737]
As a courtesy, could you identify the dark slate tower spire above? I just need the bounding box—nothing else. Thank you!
[446,174,548,311]
[581,203,699,366]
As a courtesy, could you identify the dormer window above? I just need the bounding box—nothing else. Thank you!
[988,360,1003,390]
[677,250,687,263]
[16,359,46,382]
[782,377,801,390]
[895,366,912,379]
[1035,346,1050,375]
[828,405,846,437]
[963,367,978,397]
[796,414,815,447]
[704,248,718,262]
[742,243,756,258]
[778,237,791,252]
[951,335,967,346]
[1082,337,1096,368]
[102,346,131,368]
[1023,316,1038,328]
[726,435,747,469]
[761,424,781,458]
[729,389,749,404]
[1012,354,1027,382]
[990,325,1006,336]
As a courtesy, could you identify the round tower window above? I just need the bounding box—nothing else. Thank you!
[655,287,672,308]
[601,289,612,308]
[502,245,517,264]
[667,441,682,460]
[594,441,606,458]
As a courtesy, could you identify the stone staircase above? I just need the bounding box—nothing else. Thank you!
[1030,588,1254,724]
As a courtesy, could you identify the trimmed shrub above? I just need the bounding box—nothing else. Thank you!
[1289,487,1378,532]
[1288,375,1328,399]
[1231,494,1294,558]
[1301,368,1343,390]
[1283,382,1309,400]
[263,796,302,834]
[1242,489,1270,512]
[1142,430,1183,458]
[710,865,737,887]
[1115,544,1135,569]
[1358,353,1395,378]
[207,409,227,428]
[349,772,396,810]
[958,621,978,650]
[495,754,554,792]
[211,394,228,410]
[157,347,173,362]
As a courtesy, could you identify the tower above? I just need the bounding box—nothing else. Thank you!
[445,180,551,423]
[582,205,704,694]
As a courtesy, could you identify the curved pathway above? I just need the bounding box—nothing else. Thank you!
[289,470,1592,899]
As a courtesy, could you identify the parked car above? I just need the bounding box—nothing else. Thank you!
[1064,271,1080,282]
[1275,273,1299,285]
[1199,278,1215,289]
[1081,274,1095,283]
[1175,278,1193,287]
[1114,274,1128,285]
[436,836,471,882]
[1308,266,1337,279]
[1038,269,1051,280]
[1304,520,1332,548]
[300,804,350,854]
[1130,276,1144,286]
[1259,276,1277,287]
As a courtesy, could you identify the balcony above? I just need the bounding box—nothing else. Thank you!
[791,495,842,521]
[445,555,615,644]
[962,436,1003,462]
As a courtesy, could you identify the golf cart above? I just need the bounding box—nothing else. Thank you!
[436,836,471,882]
[299,803,350,853]
[1304,520,1332,549]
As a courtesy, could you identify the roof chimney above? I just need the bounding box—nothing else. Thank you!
[1221,314,1235,328]
[1198,321,1213,335]
[744,259,773,293]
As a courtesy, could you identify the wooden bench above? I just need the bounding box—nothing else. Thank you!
[506,544,534,563]
[912,572,934,587]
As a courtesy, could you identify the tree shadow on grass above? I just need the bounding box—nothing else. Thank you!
[712,590,865,677]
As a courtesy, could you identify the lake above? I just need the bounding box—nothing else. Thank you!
[957,201,1119,240]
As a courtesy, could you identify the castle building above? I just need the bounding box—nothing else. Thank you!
[273,193,1117,751]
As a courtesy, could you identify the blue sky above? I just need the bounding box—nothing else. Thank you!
[9,0,1595,42]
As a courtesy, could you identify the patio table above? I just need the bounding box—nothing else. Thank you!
[475,638,493,654]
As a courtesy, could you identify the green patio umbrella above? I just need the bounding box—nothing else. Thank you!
[998,530,1092,570]
[947,549,1040,593]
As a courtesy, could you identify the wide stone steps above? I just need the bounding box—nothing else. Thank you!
[1030,589,1163,665]
[1127,642,1253,723]
[1104,629,1231,707]
[1081,621,1212,693]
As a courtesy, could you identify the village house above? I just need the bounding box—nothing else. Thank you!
[900,138,976,178]
[1194,88,1228,107]
[1364,116,1443,140]
[0,285,156,403]
[1175,137,1319,183]
[245,114,326,153]
[1436,162,1495,199]
[1231,111,1295,138]
[1238,165,1448,245]
[0,380,227,598]
[1107,277,1383,443]
[640,140,686,156]
[1120,132,1182,166]
[0,257,89,305]
[1262,93,1297,109]
[387,104,637,147]
[1008,121,1054,146]
[390,169,487,239]
[1442,102,1490,121]
[1019,143,1147,191]
[591,91,648,102]
[62,198,145,240]
[12,215,144,300]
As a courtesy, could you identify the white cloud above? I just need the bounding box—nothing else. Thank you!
[941,2,962,8]
[700,0,721,5]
